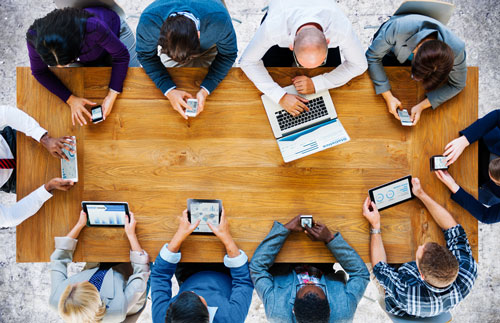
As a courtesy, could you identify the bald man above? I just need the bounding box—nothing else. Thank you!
[240,0,367,116]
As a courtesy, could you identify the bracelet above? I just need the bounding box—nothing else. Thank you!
[370,228,381,234]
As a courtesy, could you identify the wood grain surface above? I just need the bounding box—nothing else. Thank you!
[16,66,478,263]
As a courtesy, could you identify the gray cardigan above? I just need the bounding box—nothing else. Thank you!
[365,14,467,108]
[49,236,150,323]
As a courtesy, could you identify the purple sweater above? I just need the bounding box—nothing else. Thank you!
[27,7,129,102]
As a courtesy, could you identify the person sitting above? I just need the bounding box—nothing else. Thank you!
[249,215,369,323]
[151,209,253,323]
[366,14,467,125]
[435,109,500,224]
[239,0,367,117]
[0,106,74,228]
[362,178,477,318]
[27,6,139,126]
[50,211,150,322]
[136,0,237,119]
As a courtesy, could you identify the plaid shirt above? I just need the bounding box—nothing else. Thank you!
[373,224,477,317]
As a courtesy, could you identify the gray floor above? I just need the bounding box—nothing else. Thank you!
[0,0,499,322]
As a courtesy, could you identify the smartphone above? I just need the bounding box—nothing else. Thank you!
[91,105,104,124]
[186,99,198,117]
[397,109,413,126]
[300,215,313,228]
[430,155,448,171]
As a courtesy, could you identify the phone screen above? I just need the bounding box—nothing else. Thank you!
[92,106,103,122]
[433,156,448,169]
[398,109,412,126]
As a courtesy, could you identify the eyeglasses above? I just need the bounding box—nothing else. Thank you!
[292,47,328,68]
[295,283,328,298]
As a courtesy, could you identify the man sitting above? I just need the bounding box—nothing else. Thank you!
[250,215,369,323]
[361,177,477,318]
[239,0,367,117]
[136,0,237,119]
[151,209,253,323]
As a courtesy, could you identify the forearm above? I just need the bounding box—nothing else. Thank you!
[167,232,186,253]
[127,233,143,253]
[418,192,458,229]
[222,237,240,258]
[66,224,84,239]
[370,233,387,265]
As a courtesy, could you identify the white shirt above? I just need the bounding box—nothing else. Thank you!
[239,0,368,104]
[0,106,51,228]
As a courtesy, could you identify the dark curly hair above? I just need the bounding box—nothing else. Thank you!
[165,291,209,323]
[158,15,200,65]
[412,39,454,92]
[294,291,330,323]
[26,7,92,66]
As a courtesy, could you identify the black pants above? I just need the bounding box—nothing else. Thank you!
[260,12,342,68]
[1,126,16,193]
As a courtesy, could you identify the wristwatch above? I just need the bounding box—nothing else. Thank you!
[370,228,381,234]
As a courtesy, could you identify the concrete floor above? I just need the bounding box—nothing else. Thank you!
[0,0,499,322]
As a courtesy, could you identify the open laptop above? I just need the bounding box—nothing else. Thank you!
[261,85,350,162]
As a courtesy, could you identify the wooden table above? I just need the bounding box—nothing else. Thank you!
[16,66,478,263]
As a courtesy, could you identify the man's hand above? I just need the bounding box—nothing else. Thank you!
[284,214,305,232]
[168,210,200,253]
[411,177,426,198]
[304,222,335,244]
[208,209,240,258]
[166,89,193,120]
[279,93,309,117]
[435,170,460,193]
[66,95,95,126]
[381,91,402,120]
[40,134,75,161]
[292,76,315,95]
[44,178,74,192]
[444,136,470,166]
[362,197,381,230]
[195,88,209,116]
[101,90,119,120]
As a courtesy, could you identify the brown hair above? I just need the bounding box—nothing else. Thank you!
[412,40,454,92]
[158,15,200,65]
[489,158,500,181]
[419,242,459,288]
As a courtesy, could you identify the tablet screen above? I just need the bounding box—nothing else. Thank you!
[87,203,126,226]
[434,156,447,169]
[190,201,220,232]
[371,177,412,210]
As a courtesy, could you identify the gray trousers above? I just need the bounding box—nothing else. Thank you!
[119,17,140,67]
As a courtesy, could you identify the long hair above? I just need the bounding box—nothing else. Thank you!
[26,8,93,66]
[412,39,454,92]
[58,282,106,323]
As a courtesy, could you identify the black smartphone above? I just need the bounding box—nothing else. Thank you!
[300,215,313,228]
[430,155,448,171]
[91,105,104,124]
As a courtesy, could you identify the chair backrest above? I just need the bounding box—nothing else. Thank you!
[53,0,125,19]
[387,311,452,323]
[394,0,455,25]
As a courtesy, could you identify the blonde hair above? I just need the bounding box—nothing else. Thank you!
[58,282,106,323]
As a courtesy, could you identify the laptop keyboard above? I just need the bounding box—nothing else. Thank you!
[275,97,329,132]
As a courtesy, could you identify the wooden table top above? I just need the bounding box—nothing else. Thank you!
[16,66,478,263]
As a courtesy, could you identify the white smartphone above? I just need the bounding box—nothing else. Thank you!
[186,99,198,117]
[397,109,413,126]
[61,136,78,182]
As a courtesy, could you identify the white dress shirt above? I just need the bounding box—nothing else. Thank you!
[239,0,368,104]
[0,106,51,228]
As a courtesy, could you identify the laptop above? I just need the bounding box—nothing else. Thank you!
[261,85,350,162]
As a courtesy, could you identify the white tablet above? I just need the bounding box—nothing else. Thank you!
[369,175,414,211]
[61,136,78,182]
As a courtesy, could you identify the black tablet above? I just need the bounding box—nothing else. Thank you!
[82,201,129,227]
[368,175,414,211]
[187,199,222,234]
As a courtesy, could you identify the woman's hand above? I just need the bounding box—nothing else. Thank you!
[101,90,119,120]
[444,136,470,166]
[66,95,95,126]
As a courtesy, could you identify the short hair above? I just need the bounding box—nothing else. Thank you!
[419,242,459,288]
[26,8,92,66]
[158,15,200,65]
[166,291,209,323]
[294,28,327,66]
[58,282,106,323]
[293,291,330,323]
[489,158,500,181]
[412,39,454,92]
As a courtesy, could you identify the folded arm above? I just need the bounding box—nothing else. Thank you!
[451,187,500,224]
